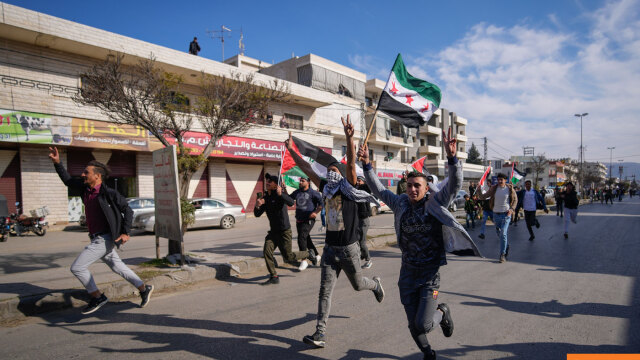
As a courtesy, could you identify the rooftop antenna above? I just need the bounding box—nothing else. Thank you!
[238,27,245,56]
[207,25,232,61]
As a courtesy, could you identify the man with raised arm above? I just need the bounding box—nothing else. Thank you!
[358,128,482,360]
[285,116,385,349]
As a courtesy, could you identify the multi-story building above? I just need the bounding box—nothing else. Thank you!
[583,161,607,187]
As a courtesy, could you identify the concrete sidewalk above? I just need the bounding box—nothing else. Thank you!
[0,224,398,324]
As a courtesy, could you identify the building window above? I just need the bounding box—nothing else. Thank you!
[420,139,425,146]
[365,97,373,107]
[281,113,304,130]
[369,149,374,160]
[341,146,347,157]
[385,152,394,161]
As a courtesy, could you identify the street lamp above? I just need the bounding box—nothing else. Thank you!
[574,113,588,191]
[607,146,615,182]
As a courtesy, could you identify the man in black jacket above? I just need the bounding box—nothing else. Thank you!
[254,173,315,285]
[188,37,200,55]
[356,175,373,269]
[48,147,153,315]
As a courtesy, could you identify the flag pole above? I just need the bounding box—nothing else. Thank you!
[358,109,378,161]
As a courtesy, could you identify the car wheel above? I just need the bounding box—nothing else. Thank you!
[451,203,457,212]
[220,215,235,229]
[371,207,378,216]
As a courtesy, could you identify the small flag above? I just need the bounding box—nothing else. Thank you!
[411,156,428,174]
[479,166,492,186]
[378,54,442,128]
[510,167,526,185]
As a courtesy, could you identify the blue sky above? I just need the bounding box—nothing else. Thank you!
[5,0,640,164]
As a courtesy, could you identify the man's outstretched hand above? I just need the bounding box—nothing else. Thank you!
[358,143,370,164]
[442,127,457,158]
[342,115,354,139]
[48,147,60,164]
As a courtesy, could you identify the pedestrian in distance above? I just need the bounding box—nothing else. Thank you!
[359,127,482,360]
[476,172,518,263]
[397,171,408,195]
[285,117,385,349]
[515,180,549,241]
[555,186,565,216]
[48,147,153,315]
[463,194,476,230]
[355,175,373,269]
[512,185,522,227]
[478,179,494,240]
[188,37,200,55]
[254,173,317,285]
[290,176,323,271]
[563,182,579,239]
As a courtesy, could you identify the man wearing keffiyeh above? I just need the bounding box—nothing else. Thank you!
[285,116,385,349]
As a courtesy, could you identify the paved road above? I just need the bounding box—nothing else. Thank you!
[0,212,396,300]
[1,198,639,359]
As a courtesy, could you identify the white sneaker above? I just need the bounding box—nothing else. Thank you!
[315,255,321,265]
[298,260,309,271]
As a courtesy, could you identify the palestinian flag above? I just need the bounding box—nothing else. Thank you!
[411,156,428,174]
[510,166,526,185]
[281,139,328,188]
[378,54,442,128]
[479,166,492,186]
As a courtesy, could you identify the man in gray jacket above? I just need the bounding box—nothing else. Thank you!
[358,128,482,360]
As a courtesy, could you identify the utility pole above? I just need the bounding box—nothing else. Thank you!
[483,137,488,169]
[607,146,615,182]
[207,25,232,61]
[574,113,588,191]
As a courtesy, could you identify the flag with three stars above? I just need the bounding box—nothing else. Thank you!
[377,54,442,128]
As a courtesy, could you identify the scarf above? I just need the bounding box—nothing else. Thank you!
[323,171,380,206]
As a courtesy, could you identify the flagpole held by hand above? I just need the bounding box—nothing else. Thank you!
[358,109,378,161]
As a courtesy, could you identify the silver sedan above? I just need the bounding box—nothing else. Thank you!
[134,198,246,233]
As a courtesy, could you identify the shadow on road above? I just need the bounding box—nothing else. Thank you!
[0,252,75,274]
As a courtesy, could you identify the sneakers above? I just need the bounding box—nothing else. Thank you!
[529,235,535,242]
[261,276,280,285]
[478,233,485,239]
[362,260,372,269]
[423,349,437,360]
[499,254,506,263]
[81,293,108,314]
[140,284,154,308]
[437,303,454,337]
[372,276,384,303]
[303,330,326,348]
[564,233,569,239]
[298,260,309,271]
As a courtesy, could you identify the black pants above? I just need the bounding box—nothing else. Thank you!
[296,219,318,256]
[556,201,563,216]
[524,210,538,236]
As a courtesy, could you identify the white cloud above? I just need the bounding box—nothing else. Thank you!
[411,0,640,162]
[347,54,388,80]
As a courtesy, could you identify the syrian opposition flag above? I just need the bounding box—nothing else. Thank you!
[378,54,442,128]
[510,165,526,185]
[292,136,346,175]
[281,140,327,188]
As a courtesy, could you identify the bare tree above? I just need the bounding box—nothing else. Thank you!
[529,154,548,188]
[75,54,289,255]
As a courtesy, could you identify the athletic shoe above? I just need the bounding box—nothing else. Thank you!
[303,330,326,348]
[438,303,454,337]
[529,235,535,242]
[362,260,372,269]
[308,249,318,266]
[423,349,437,360]
[298,260,309,271]
[315,255,322,265]
[499,254,506,263]
[478,233,485,239]
[564,233,568,239]
[372,276,385,303]
[140,285,154,308]
[261,276,280,285]
[81,294,108,314]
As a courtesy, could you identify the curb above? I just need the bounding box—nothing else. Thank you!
[0,233,397,324]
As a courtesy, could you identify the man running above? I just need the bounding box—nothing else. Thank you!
[254,174,317,285]
[48,147,153,314]
[359,128,482,360]
[286,117,384,349]
[290,176,323,271]
[563,182,579,239]
[515,180,548,241]
[476,173,517,263]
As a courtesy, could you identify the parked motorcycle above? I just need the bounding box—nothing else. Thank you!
[10,203,49,237]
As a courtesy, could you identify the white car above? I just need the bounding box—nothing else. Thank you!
[370,199,391,216]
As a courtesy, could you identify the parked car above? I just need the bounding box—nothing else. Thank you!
[370,199,391,216]
[540,188,555,198]
[134,198,246,233]
[80,197,155,227]
[448,190,468,212]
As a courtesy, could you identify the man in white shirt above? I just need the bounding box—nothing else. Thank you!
[476,173,517,263]
[516,180,549,241]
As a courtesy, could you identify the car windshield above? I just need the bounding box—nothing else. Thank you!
[128,199,154,209]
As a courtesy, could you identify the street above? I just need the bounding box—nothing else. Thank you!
[0,198,639,359]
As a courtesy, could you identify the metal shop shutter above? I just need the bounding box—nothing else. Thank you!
[0,153,22,214]
[107,151,136,177]
[192,164,209,199]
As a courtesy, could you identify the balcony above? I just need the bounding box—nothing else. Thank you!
[456,133,467,142]
[455,117,468,125]
[418,145,441,155]
[456,151,468,159]
[419,125,441,135]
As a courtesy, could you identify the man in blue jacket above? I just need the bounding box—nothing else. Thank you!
[359,128,482,360]
[515,180,549,241]
[49,147,153,315]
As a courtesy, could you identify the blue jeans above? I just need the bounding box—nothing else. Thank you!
[480,210,493,234]
[320,207,326,227]
[465,212,475,228]
[493,212,511,255]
